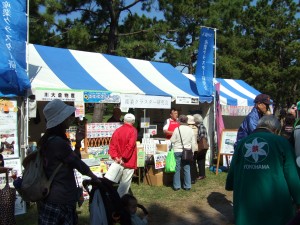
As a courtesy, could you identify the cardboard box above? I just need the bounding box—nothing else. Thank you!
[146,165,163,175]
[143,172,163,186]
[156,144,168,152]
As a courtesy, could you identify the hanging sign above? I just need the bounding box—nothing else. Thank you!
[176,96,199,105]
[0,0,30,96]
[35,89,83,102]
[195,27,215,98]
[74,101,85,118]
[83,91,121,103]
[120,94,171,109]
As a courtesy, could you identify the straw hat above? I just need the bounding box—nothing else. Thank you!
[43,99,75,129]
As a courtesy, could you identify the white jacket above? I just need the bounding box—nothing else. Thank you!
[170,125,197,153]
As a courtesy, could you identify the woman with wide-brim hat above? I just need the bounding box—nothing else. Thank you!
[37,99,98,225]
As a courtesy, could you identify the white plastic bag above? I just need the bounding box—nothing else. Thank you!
[104,162,124,183]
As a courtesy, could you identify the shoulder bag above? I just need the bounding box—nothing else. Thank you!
[198,137,209,153]
[178,127,193,161]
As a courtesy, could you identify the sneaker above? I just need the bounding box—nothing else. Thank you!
[197,176,206,180]
[183,188,191,191]
[173,188,180,191]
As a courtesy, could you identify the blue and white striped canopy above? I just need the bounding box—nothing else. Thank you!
[28,44,200,99]
[28,44,261,106]
[183,74,261,106]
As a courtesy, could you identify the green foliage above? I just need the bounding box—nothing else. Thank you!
[29,0,300,106]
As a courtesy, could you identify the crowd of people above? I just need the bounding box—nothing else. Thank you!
[227,94,300,225]
[4,95,300,225]
[163,108,209,190]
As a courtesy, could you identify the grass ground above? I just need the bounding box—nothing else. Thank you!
[15,169,234,225]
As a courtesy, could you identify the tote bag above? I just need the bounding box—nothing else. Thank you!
[165,149,176,173]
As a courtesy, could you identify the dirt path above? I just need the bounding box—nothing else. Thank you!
[142,187,234,225]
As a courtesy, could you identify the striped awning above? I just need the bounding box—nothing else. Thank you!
[28,44,201,100]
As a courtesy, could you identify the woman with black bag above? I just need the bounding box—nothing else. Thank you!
[170,115,196,191]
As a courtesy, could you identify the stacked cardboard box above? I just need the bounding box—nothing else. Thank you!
[143,165,173,186]
[143,165,163,186]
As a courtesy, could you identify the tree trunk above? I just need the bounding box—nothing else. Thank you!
[92,103,105,122]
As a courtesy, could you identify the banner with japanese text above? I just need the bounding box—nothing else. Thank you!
[195,27,214,98]
[120,94,171,109]
[0,0,30,96]
[83,91,120,103]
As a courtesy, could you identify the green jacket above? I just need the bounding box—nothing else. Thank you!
[226,129,300,225]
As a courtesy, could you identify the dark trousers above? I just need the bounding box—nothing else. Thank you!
[190,151,208,180]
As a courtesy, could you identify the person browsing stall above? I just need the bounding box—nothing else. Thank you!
[226,115,300,225]
[235,93,272,148]
[107,107,122,123]
[170,115,197,191]
[108,113,137,197]
[163,108,180,139]
[38,99,99,225]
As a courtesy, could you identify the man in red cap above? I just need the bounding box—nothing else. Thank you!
[235,94,272,148]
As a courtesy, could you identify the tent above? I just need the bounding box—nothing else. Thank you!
[28,44,201,100]
[183,73,261,106]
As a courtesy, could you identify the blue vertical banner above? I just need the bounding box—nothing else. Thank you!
[0,0,30,96]
[195,27,215,97]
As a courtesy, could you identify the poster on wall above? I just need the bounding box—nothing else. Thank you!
[0,99,19,159]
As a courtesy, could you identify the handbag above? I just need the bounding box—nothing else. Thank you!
[178,127,193,161]
[0,170,16,225]
[165,148,176,173]
[198,137,209,152]
[104,162,124,183]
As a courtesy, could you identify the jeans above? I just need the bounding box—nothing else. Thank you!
[173,152,191,189]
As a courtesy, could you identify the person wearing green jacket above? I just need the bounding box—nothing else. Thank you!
[226,115,300,225]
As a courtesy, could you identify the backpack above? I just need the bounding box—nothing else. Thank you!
[14,137,63,202]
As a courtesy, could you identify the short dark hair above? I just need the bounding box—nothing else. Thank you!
[170,107,177,114]
[121,194,137,208]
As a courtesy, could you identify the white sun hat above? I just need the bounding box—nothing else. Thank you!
[43,99,75,129]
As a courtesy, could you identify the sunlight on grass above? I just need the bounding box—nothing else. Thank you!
[15,169,230,225]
